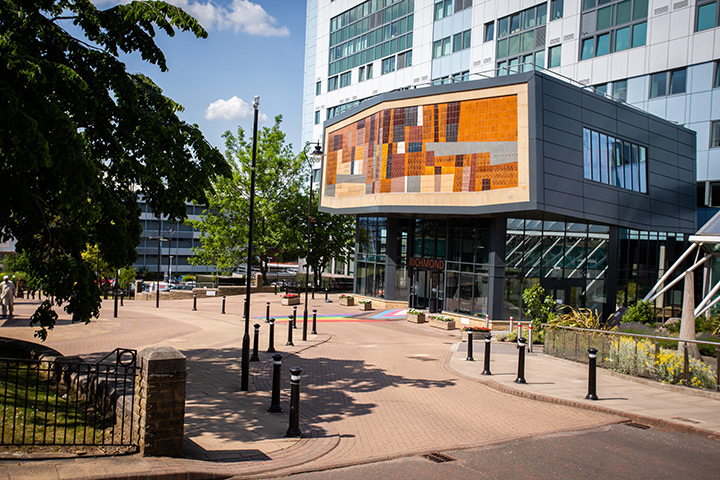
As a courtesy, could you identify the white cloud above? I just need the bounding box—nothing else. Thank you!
[205,96,269,121]
[93,1,289,36]
[172,0,290,36]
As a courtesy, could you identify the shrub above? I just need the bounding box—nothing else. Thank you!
[495,332,509,342]
[622,300,655,325]
[521,284,556,330]
[617,322,656,336]
[461,326,490,333]
[547,306,605,329]
[430,315,453,322]
[696,332,720,357]
[359,299,371,304]
[182,274,196,283]
[407,308,424,315]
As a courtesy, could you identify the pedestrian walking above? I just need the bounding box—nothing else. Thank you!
[1,275,16,318]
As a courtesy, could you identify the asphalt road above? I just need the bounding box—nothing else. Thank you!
[274,423,720,480]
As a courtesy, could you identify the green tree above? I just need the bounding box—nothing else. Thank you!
[190,116,305,283]
[0,0,230,339]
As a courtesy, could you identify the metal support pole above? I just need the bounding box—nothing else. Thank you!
[293,306,298,329]
[221,295,226,314]
[515,337,527,384]
[683,343,690,386]
[302,304,308,341]
[466,331,474,361]
[267,354,283,413]
[113,287,118,318]
[267,318,276,353]
[586,348,598,400]
[286,366,303,437]
[251,324,260,362]
[192,293,197,311]
[508,316,514,333]
[312,309,318,335]
[485,314,490,329]
[286,315,294,346]
[241,95,261,393]
[482,334,492,375]
[266,302,271,323]
[517,322,522,341]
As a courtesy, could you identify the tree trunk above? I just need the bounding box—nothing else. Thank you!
[680,270,702,360]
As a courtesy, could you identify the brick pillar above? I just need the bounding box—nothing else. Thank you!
[134,347,186,457]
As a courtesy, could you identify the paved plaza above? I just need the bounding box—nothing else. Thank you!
[0,293,719,479]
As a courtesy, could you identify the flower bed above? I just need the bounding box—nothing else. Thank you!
[429,315,455,330]
[358,299,372,311]
[460,326,491,342]
[407,308,425,324]
[281,293,300,306]
[339,294,355,306]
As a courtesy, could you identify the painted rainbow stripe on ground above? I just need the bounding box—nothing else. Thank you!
[254,309,408,323]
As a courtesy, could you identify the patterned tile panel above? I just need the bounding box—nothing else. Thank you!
[324,94,520,198]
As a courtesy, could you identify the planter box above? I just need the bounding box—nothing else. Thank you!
[358,302,372,311]
[340,297,355,306]
[281,297,300,306]
[407,313,426,323]
[430,319,456,330]
[461,330,491,342]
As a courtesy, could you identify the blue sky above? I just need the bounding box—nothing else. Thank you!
[98,0,308,153]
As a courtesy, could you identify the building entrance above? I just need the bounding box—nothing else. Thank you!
[411,269,444,313]
[540,278,585,310]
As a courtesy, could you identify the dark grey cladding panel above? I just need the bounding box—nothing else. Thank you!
[542,190,584,216]
[584,196,620,220]
[678,128,696,148]
[543,124,580,149]
[648,172,680,192]
[678,141,696,161]
[543,141,582,161]
[544,156,583,177]
[649,117,679,141]
[581,110,617,134]
[581,91,618,119]
[649,160,680,178]
[542,93,583,120]
[543,77,582,106]
[649,131,679,155]
[616,119,650,144]
[544,174,584,197]
[617,191,651,212]
[543,109,582,135]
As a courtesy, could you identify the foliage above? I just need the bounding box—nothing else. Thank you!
[407,308,424,315]
[181,274,195,283]
[616,322,657,336]
[521,284,557,330]
[608,337,716,390]
[622,300,656,325]
[359,299,372,304]
[281,293,299,299]
[0,0,230,339]
[495,332,509,342]
[189,116,305,281]
[461,325,490,332]
[695,332,720,357]
[430,314,453,322]
[339,294,353,299]
[117,266,136,290]
[547,306,606,330]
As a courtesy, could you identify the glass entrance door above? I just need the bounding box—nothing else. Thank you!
[411,270,444,313]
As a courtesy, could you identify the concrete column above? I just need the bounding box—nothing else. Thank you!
[384,218,399,300]
[134,347,187,457]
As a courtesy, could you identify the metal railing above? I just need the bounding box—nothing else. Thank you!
[0,348,137,448]
[543,325,720,391]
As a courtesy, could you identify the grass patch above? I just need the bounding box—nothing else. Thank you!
[1,360,107,445]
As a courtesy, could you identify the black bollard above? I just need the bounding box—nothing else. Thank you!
[482,334,492,375]
[286,315,294,346]
[285,366,303,437]
[120,291,124,306]
[312,309,318,335]
[325,288,332,303]
[267,318,277,353]
[222,296,226,314]
[586,347,598,400]
[274,283,277,295]
[292,306,298,329]
[515,337,527,384]
[113,289,118,318]
[312,286,315,300]
[251,324,260,362]
[466,331,474,361]
[266,302,271,323]
[267,354,283,413]
[192,293,197,311]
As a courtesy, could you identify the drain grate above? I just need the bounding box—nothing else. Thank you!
[623,421,650,429]
[424,452,456,463]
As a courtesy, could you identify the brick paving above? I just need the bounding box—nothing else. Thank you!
[1,295,717,479]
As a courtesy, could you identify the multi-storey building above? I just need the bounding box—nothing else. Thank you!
[303,0,719,222]
[302,0,709,318]
[133,199,214,278]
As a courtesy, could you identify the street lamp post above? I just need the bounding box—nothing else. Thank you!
[241,96,261,392]
[303,142,324,342]
[151,218,167,309]
[168,226,174,283]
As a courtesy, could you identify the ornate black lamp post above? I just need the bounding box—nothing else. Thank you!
[302,142,324,342]
[241,96,261,392]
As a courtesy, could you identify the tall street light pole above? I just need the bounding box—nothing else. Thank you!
[241,96,260,392]
[303,142,323,342]
[168,226,174,283]
[152,218,167,308]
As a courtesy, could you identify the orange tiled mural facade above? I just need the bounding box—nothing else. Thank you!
[323,95,519,199]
